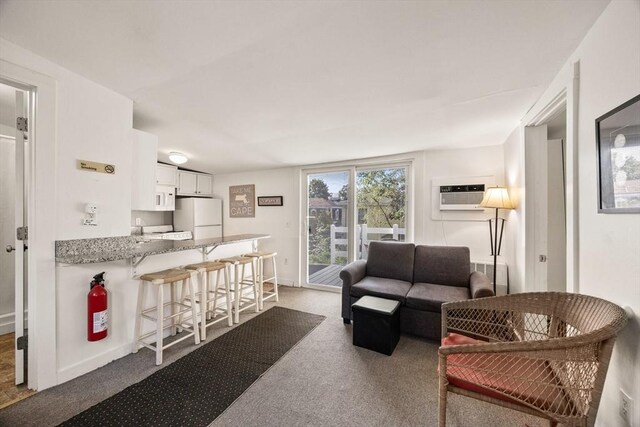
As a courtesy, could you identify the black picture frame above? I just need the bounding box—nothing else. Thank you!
[595,94,640,214]
[257,196,283,207]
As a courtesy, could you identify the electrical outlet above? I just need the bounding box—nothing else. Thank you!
[620,389,633,426]
[135,217,142,226]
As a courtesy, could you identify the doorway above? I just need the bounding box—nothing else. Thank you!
[0,81,33,406]
[303,163,409,289]
[525,107,568,292]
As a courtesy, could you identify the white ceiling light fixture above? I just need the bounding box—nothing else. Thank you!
[169,152,188,165]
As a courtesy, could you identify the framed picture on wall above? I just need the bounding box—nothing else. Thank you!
[229,184,255,218]
[596,94,640,213]
[257,196,283,206]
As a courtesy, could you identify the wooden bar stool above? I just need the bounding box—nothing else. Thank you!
[218,256,259,323]
[243,251,278,310]
[183,261,233,340]
[133,268,200,365]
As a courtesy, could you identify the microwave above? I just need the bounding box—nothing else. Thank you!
[155,185,175,211]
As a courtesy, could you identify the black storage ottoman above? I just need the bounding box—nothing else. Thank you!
[352,296,400,356]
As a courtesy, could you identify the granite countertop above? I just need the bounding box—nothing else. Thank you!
[55,234,270,264]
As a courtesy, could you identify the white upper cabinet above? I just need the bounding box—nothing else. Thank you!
[196,174,213,196]
[156,163,177,186]
[178,171,198,195]
[177,170,213,196]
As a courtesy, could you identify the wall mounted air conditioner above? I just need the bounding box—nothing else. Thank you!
[439,184,485,211]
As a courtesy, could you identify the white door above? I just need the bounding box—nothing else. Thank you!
[545,139,567,292]
[525,125,567,293]
[13,89,28,385]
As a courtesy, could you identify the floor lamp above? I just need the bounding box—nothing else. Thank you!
[479,187,514,295]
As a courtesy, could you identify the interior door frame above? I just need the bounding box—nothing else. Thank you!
[1,60,58,391]
[523,60,580,294]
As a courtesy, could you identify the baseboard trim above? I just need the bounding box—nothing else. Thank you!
[56,342,132,385]
[0,310,30,336]
[0,312,16,335]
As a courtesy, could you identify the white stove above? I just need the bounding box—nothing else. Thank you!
[141,225,192,241]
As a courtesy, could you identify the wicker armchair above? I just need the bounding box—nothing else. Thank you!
[438,292,628,427]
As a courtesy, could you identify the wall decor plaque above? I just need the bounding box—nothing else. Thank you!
[257,196,283,207]
[77,160,116,174]
[229,184,255,218]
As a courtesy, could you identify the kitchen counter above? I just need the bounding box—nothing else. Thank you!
[55,234,270,264]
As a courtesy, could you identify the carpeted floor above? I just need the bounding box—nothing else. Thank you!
[0,287,546,426]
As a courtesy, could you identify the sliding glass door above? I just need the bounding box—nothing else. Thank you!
[306,170,351,287]
[304,163,410,289]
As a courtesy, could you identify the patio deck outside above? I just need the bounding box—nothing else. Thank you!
[308,224,406,287]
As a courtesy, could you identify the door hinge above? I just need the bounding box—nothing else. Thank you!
[16,335,28,351]
[17,226,28,241]
[17,117,28,132]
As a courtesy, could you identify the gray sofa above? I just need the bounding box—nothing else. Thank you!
[340,241,493,340]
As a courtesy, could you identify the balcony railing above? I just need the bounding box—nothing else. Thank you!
[329,224,406,263]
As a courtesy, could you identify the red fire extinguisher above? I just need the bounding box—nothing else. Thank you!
[88,272,108,341]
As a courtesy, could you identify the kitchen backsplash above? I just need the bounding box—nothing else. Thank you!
[131,211,173,232]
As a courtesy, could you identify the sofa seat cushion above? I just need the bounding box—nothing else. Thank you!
[405,283,470,312]
[441,334,568,413]
[350,276,412,304]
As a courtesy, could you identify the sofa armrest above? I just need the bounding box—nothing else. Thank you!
[469,271,494,299]
[340,260,367,320]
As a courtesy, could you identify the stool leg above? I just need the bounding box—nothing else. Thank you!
[133,280,145,353]
[188,274,201,345]
[199,271,207,341]
[252,259,259,313]
[234,263,240,324]
[224,265,233,327]
[212,270,221,319]
[177,280,187,333]
[156,284,164,366]
[258,257,264,310]
[170,282,177,336]
[272,256,279,302]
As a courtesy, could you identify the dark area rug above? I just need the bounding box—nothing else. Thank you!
[59,307,325,426]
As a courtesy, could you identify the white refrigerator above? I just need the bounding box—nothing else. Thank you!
[174,198,223,240]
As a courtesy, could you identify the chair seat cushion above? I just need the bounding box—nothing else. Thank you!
[405,283,470,312]
[350,276,412,304]
[441,333,568,413]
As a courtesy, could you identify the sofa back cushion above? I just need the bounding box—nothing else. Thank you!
[413,245,470,287]
[366,241,415,283]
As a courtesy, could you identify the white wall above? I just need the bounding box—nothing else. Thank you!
[212,168,300,285]
[420,145,506,260]
[503,1,640,425]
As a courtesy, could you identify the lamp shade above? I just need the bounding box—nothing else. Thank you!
[479,186,514,209]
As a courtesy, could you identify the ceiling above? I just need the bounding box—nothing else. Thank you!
[0,0,609,174]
